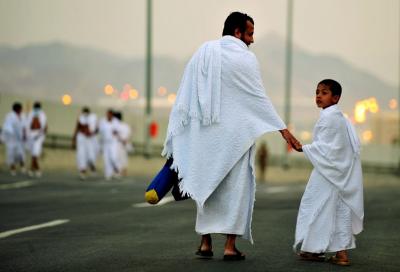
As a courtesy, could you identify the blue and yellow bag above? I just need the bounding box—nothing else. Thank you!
[145,158,187,204]
[145,158,179,204]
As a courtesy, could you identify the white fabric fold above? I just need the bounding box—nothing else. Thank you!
[162,39,221,149]
[2,111,24,142]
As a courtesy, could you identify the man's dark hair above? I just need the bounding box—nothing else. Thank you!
[222,11,254,36]
[12,102,22,112]
[82,106,90,114]
[114,111,123,121]
[319,79,342,97]
[33,101,41,109]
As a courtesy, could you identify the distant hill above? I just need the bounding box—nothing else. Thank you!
[0,33,397,129]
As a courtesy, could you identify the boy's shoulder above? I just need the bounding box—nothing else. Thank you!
[317,111,345,129]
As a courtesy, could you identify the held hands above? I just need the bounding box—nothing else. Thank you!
[279,129,302,152]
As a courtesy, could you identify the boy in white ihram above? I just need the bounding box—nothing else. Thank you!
[26,101,47,177]
[293,79,364,266]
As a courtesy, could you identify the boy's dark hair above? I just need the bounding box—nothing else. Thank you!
[33,101,41,109]
[222,11,254,36]
[319,79,342,97]
[12,102,22,112]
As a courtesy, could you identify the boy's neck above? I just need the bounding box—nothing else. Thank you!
[322,103,338,110]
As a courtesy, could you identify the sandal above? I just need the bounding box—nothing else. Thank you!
[195,247,213,258]
[298,252,325,262]
[328,256,350,266]
[223,247,246,261]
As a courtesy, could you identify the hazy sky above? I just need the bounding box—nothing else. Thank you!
[0,0,399,86]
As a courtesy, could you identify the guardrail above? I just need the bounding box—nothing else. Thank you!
[1,130,399,174]
[43,133,164,157]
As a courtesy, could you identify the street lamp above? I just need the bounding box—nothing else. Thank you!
[282,0,294,169]
[144,0,153,158]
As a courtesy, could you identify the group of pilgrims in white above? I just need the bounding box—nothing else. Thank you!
[1,102,47,177]
[72,107,132,180]
[159,11,364,266]
[1,104,132,181]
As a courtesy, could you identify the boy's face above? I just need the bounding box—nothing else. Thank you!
[315,84,340,109]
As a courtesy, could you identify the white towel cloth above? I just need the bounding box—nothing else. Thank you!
[2,111,26,165]
[26,110,47,157]
[294,105,364,252]
[162,35,286,209]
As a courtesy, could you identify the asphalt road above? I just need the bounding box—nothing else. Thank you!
[0,170,399,272]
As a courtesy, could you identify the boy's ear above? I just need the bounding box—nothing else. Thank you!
[333,95,341,104]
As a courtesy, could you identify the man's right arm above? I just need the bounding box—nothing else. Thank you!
[279,129,302,151]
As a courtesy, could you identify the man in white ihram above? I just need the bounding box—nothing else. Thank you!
[1,102,27,176]
[73,107,99,180]
[162,11,299,260]
[26,101,47,178]
[113,111,132,176]
[99,109,121,180]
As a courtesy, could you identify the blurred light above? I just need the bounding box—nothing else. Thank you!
[119,90,129,101]
[354,104,366,123]
[389,99,398,110]
[300,131,311,141]
[62,94,72,106]
[368,98,379,113]
[167,93,176,104]
[354,97,379,123]
[129,89,139,99]
[104,84,114,95]
[158,86,167,96]
[362,130,373,143]
[123,84,132,92]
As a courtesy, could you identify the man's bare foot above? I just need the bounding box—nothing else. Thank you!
[195,234,213,258]
[199,234,212,251]
[223,234,245,260]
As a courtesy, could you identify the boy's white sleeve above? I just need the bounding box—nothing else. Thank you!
[303,124,352,191]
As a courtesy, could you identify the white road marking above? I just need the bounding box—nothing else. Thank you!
[0,180,35,190]
[133,196,175,208]
[0,219,70,239]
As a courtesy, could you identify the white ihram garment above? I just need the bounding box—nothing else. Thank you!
[2,111,26,166]
[26,110,47,157]
[87,113,99,163]
[162,36,286,243]
[294,105,364,253]
[99,118,121,179]
[76,114,98,171]
[116,122,131,169]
